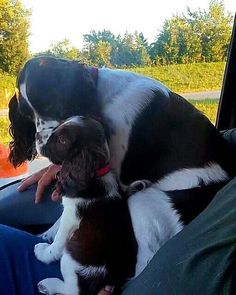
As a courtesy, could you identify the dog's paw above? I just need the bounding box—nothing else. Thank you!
[37,232,54,243]
[34,243,61,264]
[38,281,51,295]
[38,278,65,295]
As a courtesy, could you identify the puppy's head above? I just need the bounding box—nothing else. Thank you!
[45,116,110,195]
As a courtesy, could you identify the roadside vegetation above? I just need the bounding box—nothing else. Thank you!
[0,117,11,145]
[131,62,225,93]
[190,99,219,125]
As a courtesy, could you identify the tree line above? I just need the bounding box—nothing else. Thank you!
[0,0,233,76]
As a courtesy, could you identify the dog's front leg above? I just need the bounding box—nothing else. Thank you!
[38,217,61,243]
[34,197,80,264]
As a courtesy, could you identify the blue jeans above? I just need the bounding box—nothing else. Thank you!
[0,224,62,295]
[0,181,63,294]
[0,181,62,227]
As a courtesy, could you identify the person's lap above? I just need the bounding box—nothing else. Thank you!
[0,182,62,227]
[0,224,62,295]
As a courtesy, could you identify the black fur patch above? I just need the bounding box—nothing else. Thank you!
[8,94,36,167]
[167,181,227,225]
[120,91,236,184]
[19,57,101,121]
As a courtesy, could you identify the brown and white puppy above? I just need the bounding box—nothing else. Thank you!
[35,116,184,294]
[34,116,138,295]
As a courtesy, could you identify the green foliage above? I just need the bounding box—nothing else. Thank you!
[131,62,225,93]
[82,30,151,67]
[150,0,233,64]
[35,39,83,61]
[0,116,10,145]
[190,99,219,124]
[0,70,15,108]
[0,0,31,75]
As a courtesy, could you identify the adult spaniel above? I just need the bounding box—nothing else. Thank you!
[8,56,236,224]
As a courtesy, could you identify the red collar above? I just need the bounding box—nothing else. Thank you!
[96,164,111,178]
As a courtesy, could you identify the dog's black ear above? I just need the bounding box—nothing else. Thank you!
[8,94,37,167]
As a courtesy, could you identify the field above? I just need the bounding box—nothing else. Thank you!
[0,117,11,145]
[131,62,225,93]
[0,99,219,145]
[189,99,219,125]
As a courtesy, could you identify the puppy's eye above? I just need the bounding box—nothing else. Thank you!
[58,135,68,145]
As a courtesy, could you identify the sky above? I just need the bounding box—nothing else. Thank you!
[21,0,236,53]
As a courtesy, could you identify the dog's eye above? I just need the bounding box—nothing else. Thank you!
[58,135,68,145]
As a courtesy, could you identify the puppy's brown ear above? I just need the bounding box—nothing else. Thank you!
[8,94,37,167]
[59,151,96,196]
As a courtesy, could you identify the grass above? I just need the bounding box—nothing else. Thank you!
[0,99,219,146]
[131,62,225,93]
[189,99,219,125]
[0,117,11,145]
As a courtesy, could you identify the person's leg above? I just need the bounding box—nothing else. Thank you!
[123,177,236,295]
[0,181,62,227]
[0,224,62,295]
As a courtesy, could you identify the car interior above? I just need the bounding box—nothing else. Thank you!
[0,14,235,235]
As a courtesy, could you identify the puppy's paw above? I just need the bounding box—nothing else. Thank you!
[34,243,61,264]
[38,281,51,295]
[38,278,65,295]
[37,231,54,243]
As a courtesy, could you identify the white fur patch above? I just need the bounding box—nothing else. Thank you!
[35,197,82,264]
[35,117,60,154]
[60,116,84,127]
[157,163,229,191]
[19,82,32,107]
[38,252,79,295]
[128,185,183,277]
[77,263,107,278]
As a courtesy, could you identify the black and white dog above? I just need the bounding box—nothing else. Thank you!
[8,56,236,224]
[34,116,183,295]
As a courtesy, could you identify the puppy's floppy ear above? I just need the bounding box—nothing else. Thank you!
[59,150,96,196]
[8,94,37,167]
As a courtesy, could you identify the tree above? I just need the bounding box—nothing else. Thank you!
[189,0,233,62]
[83,30,151,67]
[150,16,202,64]
[151,0,233,64]
[83,30,117,66]
[40,39,81,60]
[0,0,31,75]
